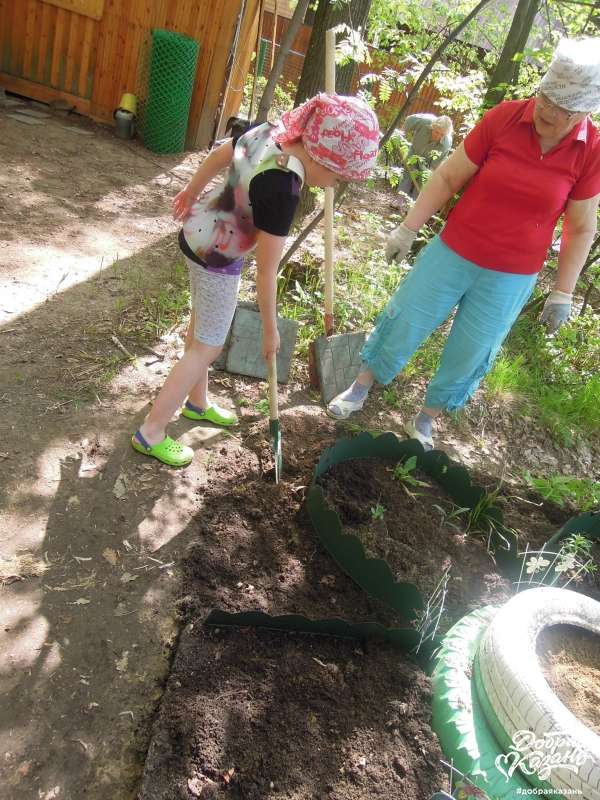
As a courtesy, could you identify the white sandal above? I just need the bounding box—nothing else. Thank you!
[404,417,434,450]
[326,393,366,420]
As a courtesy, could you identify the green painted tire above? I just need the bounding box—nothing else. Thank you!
[431,606,531,798]
[475,587,600,799]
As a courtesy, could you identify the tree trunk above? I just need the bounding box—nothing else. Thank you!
[295,0,373,106]
[294,0,373,219]
[483,0,540,108]
[255,0,312,124]
[284,0,495,256]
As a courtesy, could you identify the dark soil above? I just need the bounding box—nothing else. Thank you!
[140,432,596,800]
[318,458,512,630]
[140,424,449,800]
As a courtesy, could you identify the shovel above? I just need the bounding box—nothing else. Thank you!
[268,353,282,483]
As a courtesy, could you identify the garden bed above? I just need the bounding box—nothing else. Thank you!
[139,424,596,800]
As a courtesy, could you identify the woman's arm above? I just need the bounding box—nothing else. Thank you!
[555,195,599,292]
[404,142,479,231]
[173,139,234,220]
[540,194,599,332]
[386,143,479,263]
[255,230,287,360]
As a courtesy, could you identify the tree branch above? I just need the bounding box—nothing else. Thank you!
[255,0,311,124]
[379,0,496,149]
[282,0,497,265]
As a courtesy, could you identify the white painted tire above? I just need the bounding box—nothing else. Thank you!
[477,587,600,799]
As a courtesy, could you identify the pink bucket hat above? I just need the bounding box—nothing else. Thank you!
[275,93,381,181]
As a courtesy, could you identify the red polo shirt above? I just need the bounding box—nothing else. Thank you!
[441,98,600,274]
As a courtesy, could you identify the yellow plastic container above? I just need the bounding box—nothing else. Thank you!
[118,93,137,115]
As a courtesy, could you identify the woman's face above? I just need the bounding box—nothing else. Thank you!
[533,91,588,140]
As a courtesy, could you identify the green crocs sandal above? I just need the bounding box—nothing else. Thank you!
[131,430,193,467]
[181,400,238,427]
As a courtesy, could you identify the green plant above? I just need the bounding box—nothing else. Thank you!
[371,503,386,520]
[520,533,598,589]
[558,534,598,579]
[432,503,471,534]
[392,456,429,490]
[382,385,400,409]
[524,472,600,512]
[254,398,269,415]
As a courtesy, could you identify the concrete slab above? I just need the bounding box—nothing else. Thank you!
[14,107,51,119]
[314,331,366,404]
[224,306,298,383]
[6,113,43,125]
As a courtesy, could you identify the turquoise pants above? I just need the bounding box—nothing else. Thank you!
[361,236,537,411]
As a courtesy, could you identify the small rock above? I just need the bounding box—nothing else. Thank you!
[187,777,203,797]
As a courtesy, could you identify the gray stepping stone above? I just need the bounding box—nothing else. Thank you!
[314,331,366,404]
[15,107,50,119]
[7,113,43,125]
[224,305,298,383]
[63,126,94,135]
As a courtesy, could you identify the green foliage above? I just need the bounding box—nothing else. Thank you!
[488,311,600,440]
[239,76,295,121]
[254,398,270,415]
[524,472,600,513]
[140,262,189,336]
[526,534,599,585]
[382,385,401,409]
[276,215,405,355]
[371,503,386,520]
[392,455,429,488]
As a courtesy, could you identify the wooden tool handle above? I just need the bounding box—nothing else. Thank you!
[324,28,336,333]
[268,353,279,421]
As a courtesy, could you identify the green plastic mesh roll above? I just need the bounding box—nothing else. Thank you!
[142,29,200,154]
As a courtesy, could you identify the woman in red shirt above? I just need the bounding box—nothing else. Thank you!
[328,37,600,450]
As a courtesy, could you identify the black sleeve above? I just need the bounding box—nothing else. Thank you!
[249,169,301,236]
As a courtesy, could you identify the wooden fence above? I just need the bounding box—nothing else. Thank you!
[258,10,456,131]
[0,0,260,147]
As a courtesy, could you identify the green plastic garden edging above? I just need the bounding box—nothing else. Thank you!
[206,433,521,661]
[431,606,532,799]
[206,432,600,660]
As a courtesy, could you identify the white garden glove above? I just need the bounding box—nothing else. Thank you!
[540,290,573,334]
[385,222,418,264]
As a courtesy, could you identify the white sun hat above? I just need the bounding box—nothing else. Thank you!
[539,37,600,113]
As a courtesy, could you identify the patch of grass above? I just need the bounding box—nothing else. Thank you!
[484,354,528,400]
[254,398,270,415]
[382,385,400,408]
[486,312,600,441]
[277,247,405,356]
[141,271,190,337]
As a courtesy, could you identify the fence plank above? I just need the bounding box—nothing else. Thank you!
[41,0,104,21]
[37,1,54,84]
[50,8,67,87]
[77,16,94,97]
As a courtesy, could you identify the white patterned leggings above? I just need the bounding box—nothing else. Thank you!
[186,257,241,347]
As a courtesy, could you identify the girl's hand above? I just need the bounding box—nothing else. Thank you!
[172,188,197,221]
[262,328,280,361]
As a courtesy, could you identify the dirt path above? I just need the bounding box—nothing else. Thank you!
[1,97,599,800]
[0,101,214,800]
